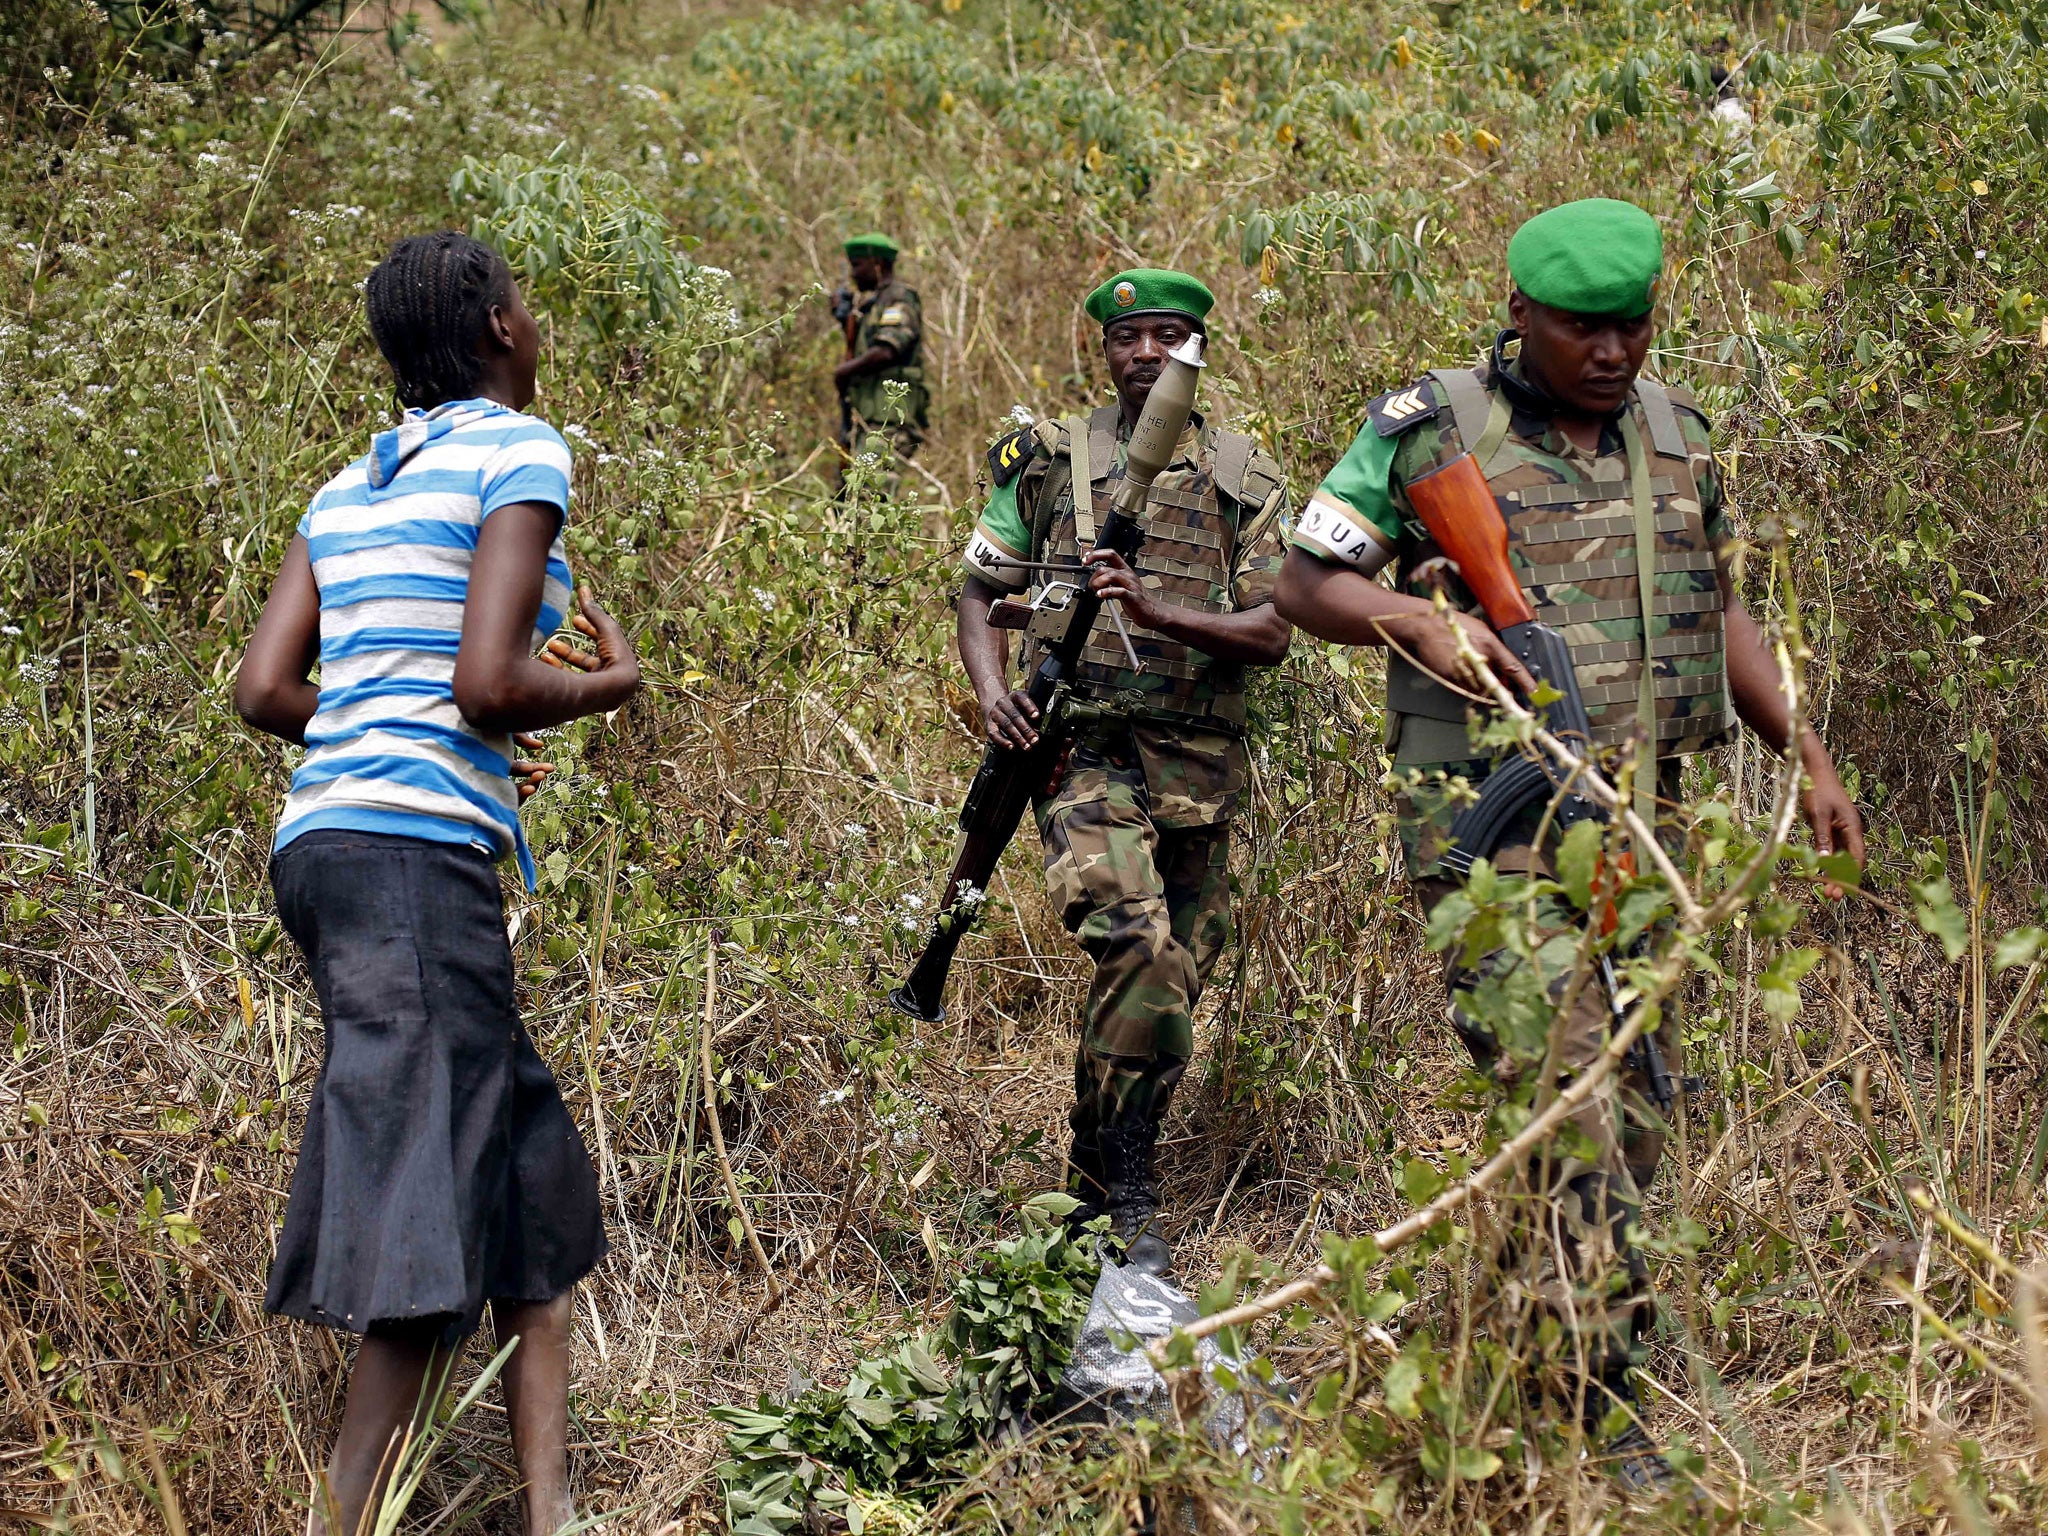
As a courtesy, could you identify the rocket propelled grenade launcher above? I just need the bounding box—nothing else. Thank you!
[888,335,1207,1024]
[1402,451,1685,1114]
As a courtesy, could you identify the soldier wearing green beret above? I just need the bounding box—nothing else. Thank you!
[832,233,927,466]
[958,268,1294,1275]
[1274,198,1864,1491]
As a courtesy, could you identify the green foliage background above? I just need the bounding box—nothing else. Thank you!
[3,0,2048,1530]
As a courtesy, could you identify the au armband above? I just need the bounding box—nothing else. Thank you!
[986,426,1034,487]
[964,528,1030,588]
[1295,497,1394,575]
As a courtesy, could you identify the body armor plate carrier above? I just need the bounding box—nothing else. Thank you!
[1389,368,1733,760]
[1019,405,1279,737]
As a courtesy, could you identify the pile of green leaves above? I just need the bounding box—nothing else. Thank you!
[712,1196,1101,1534]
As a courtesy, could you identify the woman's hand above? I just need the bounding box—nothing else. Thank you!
[509,732,555,802]
[541,589,641,709]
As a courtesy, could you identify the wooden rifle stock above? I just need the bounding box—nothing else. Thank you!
[1403,453,1534,630]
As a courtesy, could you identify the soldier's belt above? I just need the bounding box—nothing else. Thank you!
[1062,692,1245,740]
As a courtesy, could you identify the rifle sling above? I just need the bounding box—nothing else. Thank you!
[1620,412,1659,827]
[1065,414,1094,545]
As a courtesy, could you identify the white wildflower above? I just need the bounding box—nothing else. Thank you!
[1008,403,1035,427]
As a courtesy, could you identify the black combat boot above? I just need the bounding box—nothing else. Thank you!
[1587,1363,1677,1497]
[1099,1106,1171,1276]
[1064,1126,1107,1231]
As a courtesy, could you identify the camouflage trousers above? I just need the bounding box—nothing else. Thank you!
[838,406,924,461]
[1400,760,1682,1376]
[1035,740,1231,1129]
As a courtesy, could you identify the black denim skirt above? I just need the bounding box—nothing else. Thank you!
[264,830,605,1340]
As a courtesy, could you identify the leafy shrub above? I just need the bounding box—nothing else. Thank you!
[712,1198,1100,1534]
[452,149,710,348]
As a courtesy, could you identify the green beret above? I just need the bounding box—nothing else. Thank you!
[1084,268,1216,329]
[843,232,900,260]
[1507,199,1663,318]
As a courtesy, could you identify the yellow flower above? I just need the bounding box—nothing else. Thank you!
[1393,36,1413,67]
[1276,122,1296,146]
[938,89,956,113]
[1084,142,1104,173]
[1440,129,1463,154]
[1970,178,1989,196]
[1474,127,1501,155]
[941,0,962,11]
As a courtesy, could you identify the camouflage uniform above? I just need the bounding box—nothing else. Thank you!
[963,407,1290,1126]
[841,277,927,457]
[1294,334,1731,1372]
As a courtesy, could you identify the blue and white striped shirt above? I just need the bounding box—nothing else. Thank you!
[275,398,573,889]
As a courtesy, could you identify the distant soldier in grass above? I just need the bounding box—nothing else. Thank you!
[1274,199,1864,1493]
[831,231,928,466]
[236,231,640,1535]
[959,269,1293,1276]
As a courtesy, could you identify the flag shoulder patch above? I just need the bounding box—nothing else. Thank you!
[1367,380,1443,438]
[986,426,1035,487]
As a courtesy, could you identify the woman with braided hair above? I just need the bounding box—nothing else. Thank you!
[236,231,639,1533]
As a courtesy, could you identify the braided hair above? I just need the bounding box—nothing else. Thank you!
[364,232,514,409]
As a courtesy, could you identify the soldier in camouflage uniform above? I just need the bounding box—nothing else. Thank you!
[1275,200,1864,1491]
[957,268,1293,1276]
[833,232,928,465]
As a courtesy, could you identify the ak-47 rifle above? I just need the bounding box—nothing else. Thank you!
[889,333,1207,1023]
[1402,452,1686,1114]
[832,285,858,448]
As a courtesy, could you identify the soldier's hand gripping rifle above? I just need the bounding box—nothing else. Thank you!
[1403,453,1683,1114]
[888,334,1208,1023]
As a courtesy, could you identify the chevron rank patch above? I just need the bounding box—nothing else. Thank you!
[986,425,1034,486]
[1367,381,1441,438]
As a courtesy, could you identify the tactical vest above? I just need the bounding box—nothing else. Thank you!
[1388,367,1733,764]
[1019,406,1280,736]
[848,281,927,428]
